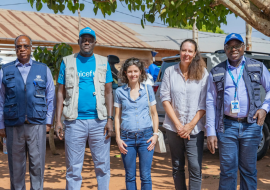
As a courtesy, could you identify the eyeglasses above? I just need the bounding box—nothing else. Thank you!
[15,45,32,50]
[225,43,244,51]
[81,39,95,44]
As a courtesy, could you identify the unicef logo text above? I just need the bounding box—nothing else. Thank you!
[78,70,95,77]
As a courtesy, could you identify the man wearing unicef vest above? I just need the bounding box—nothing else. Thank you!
[206,33,270,189]
[0,35,55,190]
[55,27,114,190]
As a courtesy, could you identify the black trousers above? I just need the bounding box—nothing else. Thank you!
[166,130,204,190]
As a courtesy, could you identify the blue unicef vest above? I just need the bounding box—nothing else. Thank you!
[210,57,263,133]
[2,61,47,127]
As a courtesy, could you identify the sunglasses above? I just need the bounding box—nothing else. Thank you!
[225,43,244,51]
[15,45,32,50]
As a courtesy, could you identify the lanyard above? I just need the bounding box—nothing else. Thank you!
[227,62,245,101]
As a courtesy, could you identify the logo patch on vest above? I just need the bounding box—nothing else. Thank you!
[248,64,260,67]
[34,75,44,82]
[213,73,224,77]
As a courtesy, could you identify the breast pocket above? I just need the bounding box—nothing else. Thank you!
[6,83,16,99]
[33,102,47,119]
[4,103,18,119]
[34,81,46,98]
[213,75,224,92]
[5,72,15,83]
[249,72,261,84]
[65,68,75,98]
[98,69,107,83]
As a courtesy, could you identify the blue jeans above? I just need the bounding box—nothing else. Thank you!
[64,119,111,190]
[217,118,262,190]
[121,127,154,190]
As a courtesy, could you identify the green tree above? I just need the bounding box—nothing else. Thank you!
[27,0,270,37]
[33,43,73,79]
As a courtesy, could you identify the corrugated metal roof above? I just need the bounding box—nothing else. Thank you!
[0,9,152,49]
[123,22,270,53]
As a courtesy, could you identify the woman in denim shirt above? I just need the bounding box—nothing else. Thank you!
[114,58,159,190]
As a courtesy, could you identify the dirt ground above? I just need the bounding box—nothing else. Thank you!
[0,136,270,190]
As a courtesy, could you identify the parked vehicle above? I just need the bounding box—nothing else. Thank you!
[153,50,270,160]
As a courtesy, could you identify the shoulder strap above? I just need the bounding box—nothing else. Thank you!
[94,54,107,70]
[145,84,153,122]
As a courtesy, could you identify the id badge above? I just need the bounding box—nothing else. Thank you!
[231,100,240,113]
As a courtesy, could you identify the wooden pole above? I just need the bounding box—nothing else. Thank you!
[193,17,198,44]
[246,22,252,51]
[192,0,198,44]
[78,8,81,33]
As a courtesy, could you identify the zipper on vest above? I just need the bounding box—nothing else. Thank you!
[25,84,27,119]
[16,63,33,122]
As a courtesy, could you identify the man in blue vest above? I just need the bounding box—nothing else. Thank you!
[0,35,55,190]
[206,33,270,189]
[55,27,114,190]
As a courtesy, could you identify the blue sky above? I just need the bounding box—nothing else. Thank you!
[1,0,269,41]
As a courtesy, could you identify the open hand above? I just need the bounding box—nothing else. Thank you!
[46,124,51,132]
[55,121,64,140]
[116,138,128,154]
[104,119,113,140]
[147,135,158,151]
[0,129,6,138]
[253,109,267,126]
[207,136,218,154]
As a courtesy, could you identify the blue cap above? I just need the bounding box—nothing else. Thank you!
[79,27,96,39]
[224,33,244,45]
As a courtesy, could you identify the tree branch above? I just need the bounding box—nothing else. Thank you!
[219,0,270,36]
[250,0,270,17]
[92,0,113,2]
[215,0,247,20]
[249,1,270,20]
[210,0,221,8]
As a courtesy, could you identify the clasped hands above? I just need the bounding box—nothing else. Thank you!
[175,122,194,140]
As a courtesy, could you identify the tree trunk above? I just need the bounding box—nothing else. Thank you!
[49,124,57,155]
[74,0,81,34]
[49,76,59,155]
[246,22,252,51]
[78,8,81,34]
[216,0,270,37]
[193,17,198,44]
[192,0,198,44]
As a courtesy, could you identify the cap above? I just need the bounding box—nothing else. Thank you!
[79,27,96,39]
[224,33,244,45]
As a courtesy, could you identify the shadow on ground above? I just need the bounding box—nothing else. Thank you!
[0,135,270,190]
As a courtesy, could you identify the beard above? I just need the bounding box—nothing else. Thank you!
[81,49,93,55]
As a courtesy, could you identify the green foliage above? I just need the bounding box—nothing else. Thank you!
[27,0,85,14]
[33,43,73,77]
[27,0,232,32]
[179,24,226,34]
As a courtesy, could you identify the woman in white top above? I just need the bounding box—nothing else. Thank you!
[160,39,208,190]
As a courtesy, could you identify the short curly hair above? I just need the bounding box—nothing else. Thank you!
[118,57,147,84]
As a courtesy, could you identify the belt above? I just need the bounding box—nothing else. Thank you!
[24,120,30,124]
[224,115,247,123]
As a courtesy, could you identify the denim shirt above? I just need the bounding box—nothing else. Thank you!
[114,83,156,132]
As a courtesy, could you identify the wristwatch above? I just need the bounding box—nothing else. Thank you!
[153,132,159,137]
[107,116,114,121]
